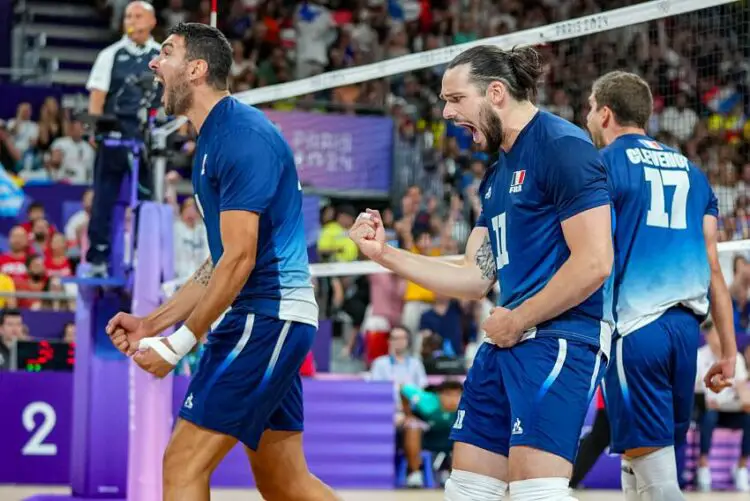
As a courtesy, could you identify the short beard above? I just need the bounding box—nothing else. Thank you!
[165,70,193,116]
[479,102,503,153]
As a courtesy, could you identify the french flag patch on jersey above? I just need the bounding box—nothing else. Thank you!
[510,170,526,193]
[638,139,662,150]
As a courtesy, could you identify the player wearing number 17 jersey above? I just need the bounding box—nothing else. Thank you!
[586,71,738,501]
[350,45,613,501]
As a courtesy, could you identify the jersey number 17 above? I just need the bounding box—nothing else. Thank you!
[644,167,689,230]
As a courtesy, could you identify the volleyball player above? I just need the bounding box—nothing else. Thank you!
[586,70,737,500]
[351,44,613,501]
[107,23,339,501]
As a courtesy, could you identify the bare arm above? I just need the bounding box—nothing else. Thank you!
[88,90,106,116]
[512,205,613,330]
[182,210,258,338]
[376,225,496,300]
[142,257,214,335]
[705,215,737,361]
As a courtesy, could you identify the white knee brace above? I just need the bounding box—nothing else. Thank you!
[630,447,685,501]
[509,478,578,501]
[444,469,508,501]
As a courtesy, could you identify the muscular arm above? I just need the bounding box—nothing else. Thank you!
[182,210,257,338]
[705,215,737,361]
[375,226,496,300]
[142,257,214,335]
[512,205,613,331]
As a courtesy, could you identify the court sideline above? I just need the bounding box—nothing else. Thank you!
[0,486,746,500]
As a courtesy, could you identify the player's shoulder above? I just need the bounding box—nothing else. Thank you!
[535,110,594,146]
[217,99,290,150]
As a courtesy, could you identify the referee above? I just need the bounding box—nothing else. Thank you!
[85,0,161,277]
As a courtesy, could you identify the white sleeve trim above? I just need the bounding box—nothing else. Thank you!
[86,42,121,92]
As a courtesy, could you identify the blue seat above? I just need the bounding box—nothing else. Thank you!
[396,450,436,488]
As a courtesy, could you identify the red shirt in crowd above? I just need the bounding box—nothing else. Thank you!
[20,221,57,242]
[44,255,72,278]
[0,252,28,281]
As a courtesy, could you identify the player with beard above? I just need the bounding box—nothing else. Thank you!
[106,23,339,501]
[350,44,614,501]
[586,71,737,501]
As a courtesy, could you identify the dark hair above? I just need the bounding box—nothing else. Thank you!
[446,45,543,101]
[437,380,464,393]
[592,71,653,130]
[27,202,44,214]
[1,308,21,324]
[167,22,232,91]
[26,254,42,267]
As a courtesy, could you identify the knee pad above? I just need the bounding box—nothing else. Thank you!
[630,446,685,501]
[620,459,639,501]
[509,478,578,501]
[444,469,507,501]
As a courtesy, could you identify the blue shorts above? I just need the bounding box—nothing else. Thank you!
[178,311,316,450]
[604,307,700,454]
[450,337,606,463]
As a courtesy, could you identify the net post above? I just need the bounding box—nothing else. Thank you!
[126,202,175,501]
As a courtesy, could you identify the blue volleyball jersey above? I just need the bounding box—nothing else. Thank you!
[603,134,717,337]
[191,96,318,327]
[477,110,614,356]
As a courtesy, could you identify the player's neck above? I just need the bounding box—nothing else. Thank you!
[187,90,232,134]
[607,126,647,146]
[500,101,538,152]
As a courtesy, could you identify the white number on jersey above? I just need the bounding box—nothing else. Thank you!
[490,213,510,270]
[644,167,690,230]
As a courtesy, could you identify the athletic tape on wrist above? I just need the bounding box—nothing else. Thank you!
[137,326,197,366]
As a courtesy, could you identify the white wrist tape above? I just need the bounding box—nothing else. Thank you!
[137,325,197,366]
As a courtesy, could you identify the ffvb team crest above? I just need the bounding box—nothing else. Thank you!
[510,170,526,193]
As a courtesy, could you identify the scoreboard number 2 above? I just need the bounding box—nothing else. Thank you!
[21,401,58,456]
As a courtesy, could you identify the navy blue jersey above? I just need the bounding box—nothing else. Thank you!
[604,134,717,337]
[192,97,317,327]
[477,111,613,355]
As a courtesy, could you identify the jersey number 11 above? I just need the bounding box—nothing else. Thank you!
[491,213,510,270]
[644,167,690,230]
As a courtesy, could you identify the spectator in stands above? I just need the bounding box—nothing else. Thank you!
[173,197,210,280]
[370,326,428,392]
[45,233,73,279]
[65,189,94,252]
[0,119,22,173]
[62,321,76,344]
[16,255,47,310]
[44,275,74,312]
[35,97,67,154]
[0,270,17,310]
[20,202,58,243]
[85,0,160,278]
[399,381,463,488]
[400,228,441,351]
[0,226,29,281]
[695,319,750,492]
[660,91,698,143]
[293,0,336,79]
[418,295,475,357]
[730,255,750,349]
[161,0,189,29]
[47,115,96,184]
[7,102,39,154]
[317,204,359,262]
[28,218,52,256]
[0,309,26,370]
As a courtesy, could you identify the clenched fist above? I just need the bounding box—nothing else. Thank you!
[349,209,387,260]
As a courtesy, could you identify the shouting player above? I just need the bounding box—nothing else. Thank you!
[350,45,613,501]
[106,23,338,501]
[586,71,737,500]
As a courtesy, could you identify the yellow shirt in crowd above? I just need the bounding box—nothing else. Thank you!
[0,273,15,308]
[317,221,359,262]
[403,246,441,303]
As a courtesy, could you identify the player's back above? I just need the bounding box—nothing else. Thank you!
[192,97,317,328]
[478,110,613,355]
[604,134,716,336]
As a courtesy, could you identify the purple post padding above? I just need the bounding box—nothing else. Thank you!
[127,203,174,501]
[311,320,332,372]
[68,285,130,498]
